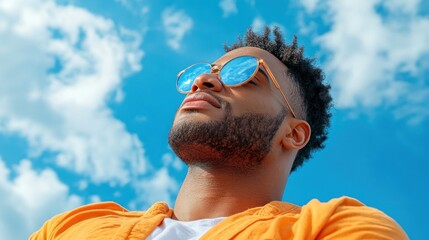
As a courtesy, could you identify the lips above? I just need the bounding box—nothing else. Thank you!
[181,92,221,109]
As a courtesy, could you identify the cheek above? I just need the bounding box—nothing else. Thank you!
[230,97,280,116]
[224,87,284,115]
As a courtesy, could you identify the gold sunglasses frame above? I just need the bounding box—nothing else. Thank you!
[177,56,297,118]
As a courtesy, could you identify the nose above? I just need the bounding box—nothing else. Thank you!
[191,73,223,93]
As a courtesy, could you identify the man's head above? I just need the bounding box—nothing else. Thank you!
[169,26,331,173]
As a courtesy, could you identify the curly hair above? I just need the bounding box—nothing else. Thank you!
[224,26,332,172]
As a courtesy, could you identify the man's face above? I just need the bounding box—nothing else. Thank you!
[168,47,292,171]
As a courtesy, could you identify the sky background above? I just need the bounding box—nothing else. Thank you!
[0,0,428,239]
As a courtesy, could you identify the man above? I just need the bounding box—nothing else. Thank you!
[30,27,408,239]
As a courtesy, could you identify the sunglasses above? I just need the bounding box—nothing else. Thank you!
[176,55,297,118]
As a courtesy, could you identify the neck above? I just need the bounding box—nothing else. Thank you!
[173,165,285,221]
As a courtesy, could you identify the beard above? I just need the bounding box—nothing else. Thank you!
[168,103,286,171]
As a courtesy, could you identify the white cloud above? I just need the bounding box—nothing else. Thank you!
[393,88,429,125]
[303,0,429,123]
[90,195,101,203]
[252,16,265,33]
[162,7,193,51]
[162,152,184,171]
[0,1,184,238]
[0,0,147,184]
[219,0,238,18]
[141,6,150,15]
[115,0,150,17]
[78,180,88,190]
[130,167,180,209]
[0,158,82,240]
[383,0,420,15]
[115,0,131,8]
[128,152,183,209]
[300,0,320,13]
[251,17,286,36]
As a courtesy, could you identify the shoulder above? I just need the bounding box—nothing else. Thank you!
[29,202,142,240]
[299,196,408,240]
[62,201,129,216]
[47,201,135,226]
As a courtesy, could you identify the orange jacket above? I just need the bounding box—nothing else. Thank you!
[30,196,408,240]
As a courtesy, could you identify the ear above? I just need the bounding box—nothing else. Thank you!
[281,119,311,150]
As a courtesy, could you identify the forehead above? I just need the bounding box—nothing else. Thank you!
[214,47,286,72]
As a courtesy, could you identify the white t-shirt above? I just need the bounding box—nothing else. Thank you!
[146,217,226,240]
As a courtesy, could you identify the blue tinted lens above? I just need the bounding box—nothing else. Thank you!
[177,63,212,92]
[220,56,258,86]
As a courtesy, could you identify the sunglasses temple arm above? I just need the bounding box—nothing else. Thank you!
[260,61,297,118]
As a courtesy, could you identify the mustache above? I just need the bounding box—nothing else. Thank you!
[189,90,227,107]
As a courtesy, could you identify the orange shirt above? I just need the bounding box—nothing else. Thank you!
[30,197,408,240]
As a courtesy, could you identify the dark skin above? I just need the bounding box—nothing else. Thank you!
[172,47,311,221]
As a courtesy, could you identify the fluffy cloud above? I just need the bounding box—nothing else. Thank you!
[162,7,193,50]
[251,16,286,35]
[115,0,131,8]
[131,167,179,208]
[0,0,187,238]
[219,0,238,18]
[115,0,150,17]
[0,1,185,238]
[0,0,147,184]
[300,0,320,13]
[161,152,184,172]
[252,16,265,33]
[0,158,82,239]
[129,153,182,209]
[300,0,429,123]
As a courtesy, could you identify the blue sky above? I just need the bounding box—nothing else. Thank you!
[0,0,428,239]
